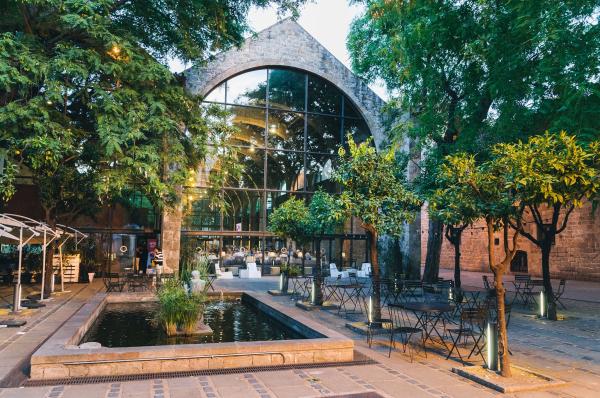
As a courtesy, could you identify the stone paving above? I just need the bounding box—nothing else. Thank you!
[0,271,599,397]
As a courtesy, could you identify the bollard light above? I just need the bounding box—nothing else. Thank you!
[539,291,546,318]
[279,273,284,292]
[311,279,316,305]
[486,321,499,371]
[368,296,373,324]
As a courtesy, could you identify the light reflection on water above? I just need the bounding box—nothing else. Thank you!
[82,299,305,348]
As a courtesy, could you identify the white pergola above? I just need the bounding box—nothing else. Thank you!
[0,214,40,312]
[56,224,88,293]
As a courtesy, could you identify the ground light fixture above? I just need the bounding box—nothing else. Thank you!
[279,273,284,292]
[368,296,373,324]
[540,290,547,318]
[311,279,316,305]
[487,321,499,371]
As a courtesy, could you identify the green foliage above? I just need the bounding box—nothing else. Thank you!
[434,153,515,230]
[157,277,205,336]
[494,131,600,211]
[0,0,304,222]
[268,196,312,244]
[334,136,421,237]
[308,190,343,236]
[349,1,600,149]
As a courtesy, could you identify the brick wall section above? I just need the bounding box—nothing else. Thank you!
[421,201,600,281]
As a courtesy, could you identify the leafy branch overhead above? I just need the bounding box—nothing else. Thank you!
[334,136,421,237]
[0,0,305,222]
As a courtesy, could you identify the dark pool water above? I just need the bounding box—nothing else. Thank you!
[82,299,305,347]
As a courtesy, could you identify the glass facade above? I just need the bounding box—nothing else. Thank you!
[182,68,371,261]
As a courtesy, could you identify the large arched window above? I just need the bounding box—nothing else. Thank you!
[184,67,371,234]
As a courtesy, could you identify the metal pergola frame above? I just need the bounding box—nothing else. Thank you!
[0,214,40,312]
[56,224,88,293]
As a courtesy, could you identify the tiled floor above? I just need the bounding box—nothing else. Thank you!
[1,271,599,397]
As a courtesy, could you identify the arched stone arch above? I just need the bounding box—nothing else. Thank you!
[185,18,386,149]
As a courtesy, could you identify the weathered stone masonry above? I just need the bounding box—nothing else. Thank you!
[160,19,423,272]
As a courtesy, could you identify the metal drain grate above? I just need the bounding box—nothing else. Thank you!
[23,351,377,387]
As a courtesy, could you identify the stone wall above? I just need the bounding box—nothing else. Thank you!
[160,19,423,273]
[160,206,182,272]
[421,201,600,281]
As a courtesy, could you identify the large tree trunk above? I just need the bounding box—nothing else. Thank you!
[423,219,443,283]
[541,241,557,320]
[448,227,463,289]
[486,218,512,377]
[311,238,324,306]
[367,228,382,321]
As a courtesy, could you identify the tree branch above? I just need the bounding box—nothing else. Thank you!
[556,203,575,234]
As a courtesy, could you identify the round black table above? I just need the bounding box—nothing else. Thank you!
[390,302,454,352]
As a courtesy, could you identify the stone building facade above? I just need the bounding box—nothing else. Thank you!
[421,201,600,281]
[161,19,422,272]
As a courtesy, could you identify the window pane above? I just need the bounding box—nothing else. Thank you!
[343,96,361,118]
[204,83,226,103]
[226,148,264,189]
[308,75,341,115]
[182,189,221,231]
[343,117,370,146]
[204,147,264,189]
[222,190,263,232]
[305,153,338,193]
[307,114,341,154]
[229,106,265,148]
[227,69,267,107]
[268,69,305,111]
[266,151,305,191]
[267,110,305,150]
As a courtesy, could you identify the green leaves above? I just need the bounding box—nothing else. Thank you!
[0,0,304,222]
[349,0,600,151]
[494,131,600,209]
[334,136,421,237]
[268,190,343,244]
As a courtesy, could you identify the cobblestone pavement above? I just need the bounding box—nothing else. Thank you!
[0,271,599,397]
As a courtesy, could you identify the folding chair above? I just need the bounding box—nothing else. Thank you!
[402,280,423,302]
[553,279,567,309]
[482,275,492,290]
[511,274,531,305]
[446,307,487,365]
[387,304,426,361]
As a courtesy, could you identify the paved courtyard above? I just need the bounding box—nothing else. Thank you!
[1,271,599,397]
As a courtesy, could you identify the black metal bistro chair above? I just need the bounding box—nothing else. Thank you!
[446,307,488,365]
[103,273,125,292]
[387,304,426,361]
[553,279,567,309]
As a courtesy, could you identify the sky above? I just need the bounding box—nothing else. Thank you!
[168,0,388,100]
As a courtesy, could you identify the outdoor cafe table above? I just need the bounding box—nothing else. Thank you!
[390,302,454,353]
[459,286,491,310]
[326,280,365,316]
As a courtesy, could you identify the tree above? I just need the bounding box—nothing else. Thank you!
[428,181,479,289]
[307,190,343,306]
[0,0,304,288]
[348,0,600,281]
[268,196,312,292]
[494,132,600,320]
[334,137,421,321]
[439,152,523,377]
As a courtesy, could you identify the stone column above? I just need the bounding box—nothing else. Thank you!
[161,206,183,274]
[400,134,422,279]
